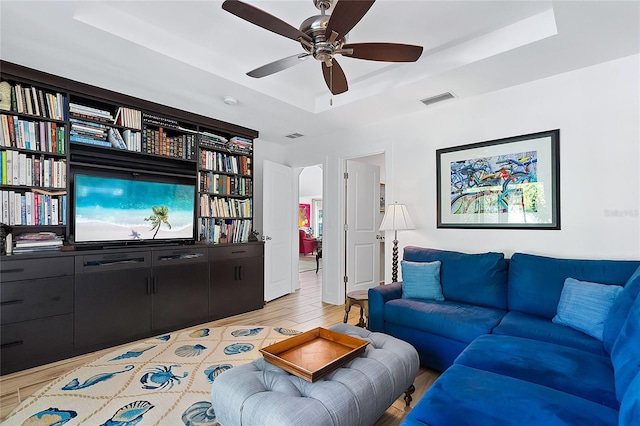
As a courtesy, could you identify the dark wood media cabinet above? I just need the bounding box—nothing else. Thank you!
[0,242,264,374]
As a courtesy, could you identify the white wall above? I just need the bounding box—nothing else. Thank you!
[264,55,639,303]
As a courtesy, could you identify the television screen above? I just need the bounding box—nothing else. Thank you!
[74,174,195,244]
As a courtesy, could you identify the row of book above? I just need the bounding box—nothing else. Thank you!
[1,190,67,226]
[199,171,252,196]
[12,232,64,253]
[199,195,252,219]
[199,149,251,175]
[0,81,66,121]
[199,218,253,244]
[141,126,196,160]
[1,114,66,153]
[70,117,109,146]
[1,150,66,188]
[142,112,181,129]
[114,107,142,129]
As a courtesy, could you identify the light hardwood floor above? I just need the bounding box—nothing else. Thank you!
[0,269,440,424]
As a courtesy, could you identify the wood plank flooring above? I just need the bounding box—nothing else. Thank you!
[0,269,440,424]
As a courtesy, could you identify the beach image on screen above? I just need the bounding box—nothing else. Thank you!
[74,175,195,242]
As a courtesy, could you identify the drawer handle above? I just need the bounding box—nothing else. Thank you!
[158,253,204,261]
[231,250,246,254]
[1,340,24,349]
[0,299,24,306]
[2,268,25,274]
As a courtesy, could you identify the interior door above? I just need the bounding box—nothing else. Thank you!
[345,160,380,294]
[263,160,294,301]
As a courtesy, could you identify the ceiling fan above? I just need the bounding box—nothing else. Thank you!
[221,0,423,95]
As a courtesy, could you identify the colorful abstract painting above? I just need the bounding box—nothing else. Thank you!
[298,203,310,228]
[450,150,540,215]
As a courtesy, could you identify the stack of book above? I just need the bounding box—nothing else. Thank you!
[69,103,113,122]
[199,131,228,150]
[13,232,63,253]
[229,136,253,154]
[70,118,110,147]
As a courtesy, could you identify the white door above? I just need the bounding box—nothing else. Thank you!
[263,160,294,301]
[345,160,380,294]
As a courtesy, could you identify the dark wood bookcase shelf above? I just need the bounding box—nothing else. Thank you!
[0,61,264,374]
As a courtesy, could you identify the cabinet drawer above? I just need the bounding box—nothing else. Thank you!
[75,251,151,273]
[210,244,263,261]
[152,248,208,267]
[1,314,74,373]
[1,275,74,324]
[0,257,74,282]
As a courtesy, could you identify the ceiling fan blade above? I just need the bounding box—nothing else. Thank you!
[222,0,312,42]
[247,53,311,78]
[325,0,375,40]
[322,59,348,95]
[342,42,423,62]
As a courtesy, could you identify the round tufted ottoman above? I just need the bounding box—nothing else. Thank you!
[210,323,419,426]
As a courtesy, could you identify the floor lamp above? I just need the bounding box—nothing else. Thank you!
[380,202,415,282]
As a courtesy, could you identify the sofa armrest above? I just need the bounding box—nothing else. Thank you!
[368,282,403,332]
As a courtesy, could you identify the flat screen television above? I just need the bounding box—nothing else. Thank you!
[73,173,196,245]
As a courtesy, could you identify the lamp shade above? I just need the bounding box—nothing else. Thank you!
[380,203,415,231]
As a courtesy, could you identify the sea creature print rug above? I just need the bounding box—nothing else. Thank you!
[3,325,300,425]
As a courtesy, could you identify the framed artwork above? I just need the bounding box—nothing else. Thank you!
[436,129,560,229]
[298,203,311,228]
[380,184,386,212]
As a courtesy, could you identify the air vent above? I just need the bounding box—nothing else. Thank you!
[285,133,304,139]
[420,92,456,107]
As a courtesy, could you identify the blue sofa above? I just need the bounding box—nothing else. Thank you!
[368,247,640,425]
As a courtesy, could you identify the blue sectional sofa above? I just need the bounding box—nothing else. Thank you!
[368,247,640,426]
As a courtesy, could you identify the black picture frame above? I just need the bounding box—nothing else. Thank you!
[436,129,560,229]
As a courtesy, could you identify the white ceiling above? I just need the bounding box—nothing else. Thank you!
[1,1,638,145]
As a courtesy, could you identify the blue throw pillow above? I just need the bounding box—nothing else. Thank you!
[553,278,623,341]
[401,260,444,301]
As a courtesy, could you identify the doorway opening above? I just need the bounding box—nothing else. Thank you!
[298,165,323,276]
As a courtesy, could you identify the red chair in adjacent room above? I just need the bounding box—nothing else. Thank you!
[299,229,316,255]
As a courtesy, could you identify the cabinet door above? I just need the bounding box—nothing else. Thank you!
[74,253,152,349]
[209,244,264,320]
[151,248,209,331]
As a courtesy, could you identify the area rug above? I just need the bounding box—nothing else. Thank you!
[299,255,321,273]
[3,325,300,425]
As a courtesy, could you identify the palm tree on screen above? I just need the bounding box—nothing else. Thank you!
[144,206,171,239]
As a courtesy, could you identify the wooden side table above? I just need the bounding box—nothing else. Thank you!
[343,289,369,328]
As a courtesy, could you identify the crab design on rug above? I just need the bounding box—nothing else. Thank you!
[140,364,188,390]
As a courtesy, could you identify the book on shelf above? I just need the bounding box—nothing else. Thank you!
[107,128,127,149]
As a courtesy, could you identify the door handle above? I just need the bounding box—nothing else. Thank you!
[262,235,272,241]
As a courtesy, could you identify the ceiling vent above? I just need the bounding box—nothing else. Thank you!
[285,133,304,139]
[420,91,456,107]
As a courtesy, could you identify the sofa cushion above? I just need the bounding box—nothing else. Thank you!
[611,294,640,403]
[401,260,444,301]
[552,278,623,341]
[603,265,640,354]
[619,371,640,426]
[493,311,606,355]
[403,247,508,309]
[454,334,618,409]
[508,253,638,319]
[402,364,619,426]
[384,298,505,343]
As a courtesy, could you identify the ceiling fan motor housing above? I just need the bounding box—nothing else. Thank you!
[299,14,346,62]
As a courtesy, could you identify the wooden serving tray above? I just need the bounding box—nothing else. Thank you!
[260,327,369,382]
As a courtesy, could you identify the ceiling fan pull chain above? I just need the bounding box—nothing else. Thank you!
[330,64,333,106]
